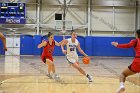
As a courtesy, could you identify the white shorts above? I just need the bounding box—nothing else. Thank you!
[66,53,78,64]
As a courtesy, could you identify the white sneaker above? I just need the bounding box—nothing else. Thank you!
[87,74,93,82]
[53,74,60,81]
[116,86,125,93]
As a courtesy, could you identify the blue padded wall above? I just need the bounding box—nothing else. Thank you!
[42,35,48,41]
[77,36,85,56]
[34,35,42,55]
[20,35,34,55]
[19,35,135,57]
[53,36,64,56]
[92,37,135,57]
[0,40,5,55]
[85,36,93,56]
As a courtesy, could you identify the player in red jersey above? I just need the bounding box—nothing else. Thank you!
[38,32,62,79]
[112,29,140,93]
[0,32,7,51]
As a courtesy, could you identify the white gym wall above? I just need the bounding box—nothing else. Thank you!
[0,0,139,36]
[5,36,20,56]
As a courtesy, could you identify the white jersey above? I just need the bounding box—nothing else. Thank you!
[66,38,79,55]
[66,38,79,64]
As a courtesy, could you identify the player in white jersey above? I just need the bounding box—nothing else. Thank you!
[61,31,93,82]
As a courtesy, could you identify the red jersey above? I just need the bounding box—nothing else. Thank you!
[42,40,55,58]
[117,38,140,57]
[117,38,140,73]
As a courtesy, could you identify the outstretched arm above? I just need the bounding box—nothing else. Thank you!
[111,39,137,48]
[55,40,63,46]
[61,39,68,54]
[77,43,88,56]
[0,32,7,51]
[38,40,47,48]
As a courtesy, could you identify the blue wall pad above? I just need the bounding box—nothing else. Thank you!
[42,35,48,41]
[20,35,34,55]
[19,35,135,57]
[34,35,42,55]
[77,36,85,56]
[53,36,64,56]
[92,37,135,57]
[0,40,5,55]
[85,36,93,56]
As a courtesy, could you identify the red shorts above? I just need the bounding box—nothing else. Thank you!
[41,55,53,63]
[128,58,140,73]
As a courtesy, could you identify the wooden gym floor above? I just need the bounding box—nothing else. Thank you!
[0,56,140,93]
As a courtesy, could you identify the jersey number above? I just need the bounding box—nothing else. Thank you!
[70,48,74,51]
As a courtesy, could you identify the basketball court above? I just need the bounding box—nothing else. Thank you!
[0,0,140,93]
[0,56,139,93]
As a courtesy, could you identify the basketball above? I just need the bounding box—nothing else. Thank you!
[82,57,90,64]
